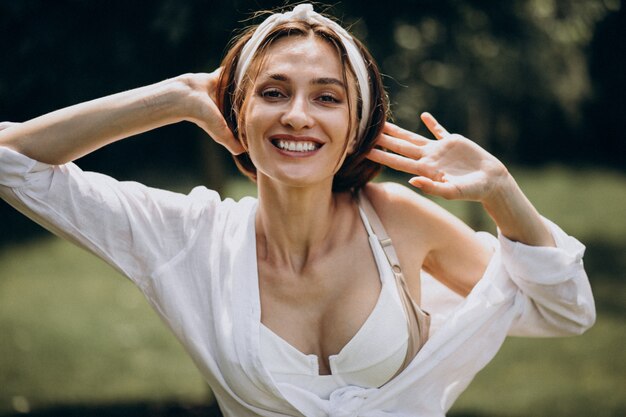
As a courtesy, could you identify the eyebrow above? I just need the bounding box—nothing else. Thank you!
[268,73,345,89]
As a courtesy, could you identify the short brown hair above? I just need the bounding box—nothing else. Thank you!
[216,14,388,192]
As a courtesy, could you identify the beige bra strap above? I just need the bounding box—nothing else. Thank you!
[357,191,430,378]
[358,193,420,304]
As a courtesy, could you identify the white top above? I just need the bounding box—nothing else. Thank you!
[260,207,409,399]
[0,146,596,417]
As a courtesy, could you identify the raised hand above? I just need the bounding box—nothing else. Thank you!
[0,70,245,164]
[366,113,509,202]
[180,69,244,155]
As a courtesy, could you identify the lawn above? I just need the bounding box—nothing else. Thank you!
[0,165,624,416]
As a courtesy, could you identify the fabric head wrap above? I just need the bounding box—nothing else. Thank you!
[235,3,371,140]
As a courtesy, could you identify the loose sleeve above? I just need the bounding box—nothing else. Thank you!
[0,146,221,289]
[503,218,596,337]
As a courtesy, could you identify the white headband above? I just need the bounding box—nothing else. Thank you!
[235,3,371,140]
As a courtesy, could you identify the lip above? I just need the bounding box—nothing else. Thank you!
[269,134,325,145]
[269,134,325,157]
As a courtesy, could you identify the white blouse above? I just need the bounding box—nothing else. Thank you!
[0,146,596,417]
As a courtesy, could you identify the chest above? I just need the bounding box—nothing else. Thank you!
[257,233,382,372]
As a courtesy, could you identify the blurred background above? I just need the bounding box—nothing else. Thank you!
[0,0,624,416]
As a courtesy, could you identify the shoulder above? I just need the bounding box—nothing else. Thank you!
[363,181,432,212]
[362,181,465,245]
[362,182,492,296]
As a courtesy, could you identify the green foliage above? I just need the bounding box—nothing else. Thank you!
[0,0,622,176]
[1,0,623,245]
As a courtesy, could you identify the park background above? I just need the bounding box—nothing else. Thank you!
[0,0,624,416]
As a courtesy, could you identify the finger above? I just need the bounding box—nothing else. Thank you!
[383,122,430,146]
[420,112,450,140]
[200,98,245,154]
[408,176,458,199]
[216,129,246,155]
[376,134,424,160]
[200,116,245,155]
[222,135,246,155]
[208,68,223,95]
[366,148,438,178]
[0,121,19,132]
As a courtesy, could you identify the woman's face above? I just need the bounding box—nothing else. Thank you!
[242,35,357,189]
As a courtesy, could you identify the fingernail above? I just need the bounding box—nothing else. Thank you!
[409,179,422,188]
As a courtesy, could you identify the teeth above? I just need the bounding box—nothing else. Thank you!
[276,140,319,152]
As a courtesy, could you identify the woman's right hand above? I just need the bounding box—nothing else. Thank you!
[178,70,244,155]
[0,70,244,164]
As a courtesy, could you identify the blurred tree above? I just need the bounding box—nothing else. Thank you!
[586,0,625,168]
[0,0,623,243]
[334,0,621,227]
[336,0,619,166]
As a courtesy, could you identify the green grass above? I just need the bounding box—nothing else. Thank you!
[0,166,624,416]
[453,313,626,417]
[0,240,208,413]
[380,164,626,244]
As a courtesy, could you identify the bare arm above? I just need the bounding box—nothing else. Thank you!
[365,181,493,297]
[0,71,243,164]
[0,71,242,285]
[366,114,594,337]
[366,113,556,295]
[367,113,554,248]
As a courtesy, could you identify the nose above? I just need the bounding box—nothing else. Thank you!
[280,94,314,131]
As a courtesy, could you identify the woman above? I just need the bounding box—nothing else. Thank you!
[0,4,594,416]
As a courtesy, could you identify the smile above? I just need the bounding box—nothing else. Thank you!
[273,140,321,152]
[270,135,324,154]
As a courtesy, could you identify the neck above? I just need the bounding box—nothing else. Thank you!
[255,175,347,273]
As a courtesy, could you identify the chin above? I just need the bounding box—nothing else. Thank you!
[259,167,335,189]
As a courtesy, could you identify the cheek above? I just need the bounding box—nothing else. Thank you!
[240,99,264,144]
[243,107,264,144]
[324,106,351,133]
[344,110,358,147]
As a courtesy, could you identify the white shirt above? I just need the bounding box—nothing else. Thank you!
[0,146,596,417]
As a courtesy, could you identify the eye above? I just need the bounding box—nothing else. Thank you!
[317,93,341,104]
[261,88,285,99]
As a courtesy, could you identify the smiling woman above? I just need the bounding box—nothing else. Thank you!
[238,36,356,188]
[216,16,387,192]
[0,3,595,417]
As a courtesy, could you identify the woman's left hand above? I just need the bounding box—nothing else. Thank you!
[366,112,510,202]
